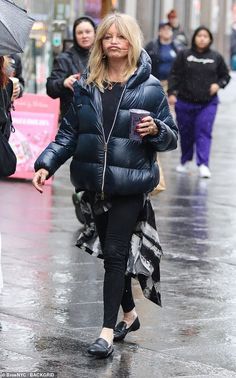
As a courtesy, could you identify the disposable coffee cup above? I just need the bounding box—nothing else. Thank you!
[129,109,150,141]
[9,77,19,89]
[9,77,20,100]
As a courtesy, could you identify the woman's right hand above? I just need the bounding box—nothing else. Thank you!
[63,74,81,91]
[32,169,49,193]
[168,95,177,106]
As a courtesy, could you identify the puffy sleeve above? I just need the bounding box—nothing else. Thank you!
[145,85,178,152]
[46,53,72,99]
[34,101,79,177]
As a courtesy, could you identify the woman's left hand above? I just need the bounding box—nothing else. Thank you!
[136,116,159,138]
[209,83,220,96]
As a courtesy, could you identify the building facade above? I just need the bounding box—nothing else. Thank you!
[16,0,235,92]
[119,0,233,62]
[19,0,235,61]
[64,0,235,62]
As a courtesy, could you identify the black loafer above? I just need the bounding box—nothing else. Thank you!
[113,317,140,341]
[87,338,114,358]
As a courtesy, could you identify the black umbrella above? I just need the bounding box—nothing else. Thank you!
[0,0,35,55]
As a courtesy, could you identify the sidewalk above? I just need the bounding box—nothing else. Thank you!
[0,74,236,377]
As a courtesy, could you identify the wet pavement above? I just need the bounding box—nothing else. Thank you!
[1,74,236,378]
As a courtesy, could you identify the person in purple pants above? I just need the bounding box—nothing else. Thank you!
[168,26,230,178]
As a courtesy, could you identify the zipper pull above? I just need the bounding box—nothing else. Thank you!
[101,191,104,200]
[104,142,107,152]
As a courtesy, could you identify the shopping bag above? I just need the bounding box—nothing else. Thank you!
[150,157,166,196]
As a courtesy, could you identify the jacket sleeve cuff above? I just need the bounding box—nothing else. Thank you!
[217,78,230,89]
[152,119,168,141]
[144,121,167,144]
[144,119,178,152]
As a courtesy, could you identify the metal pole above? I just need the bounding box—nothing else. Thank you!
[200,0,211,26]
[217,0,227,56]
[32,38,37,94]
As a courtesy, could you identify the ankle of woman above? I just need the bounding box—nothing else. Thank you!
[99,327,114,344]
[123,308,137,321]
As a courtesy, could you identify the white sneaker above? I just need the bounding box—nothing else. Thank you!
[199,164,211,178]
[176,162,190,173]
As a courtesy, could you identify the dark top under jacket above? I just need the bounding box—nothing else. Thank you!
[35,49,178,196]
[101,83,123,140]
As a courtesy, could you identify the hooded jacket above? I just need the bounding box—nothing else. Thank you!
[35,50,178,196]
[46,17,95,117]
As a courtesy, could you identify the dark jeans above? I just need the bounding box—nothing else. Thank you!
[92,194,144,329]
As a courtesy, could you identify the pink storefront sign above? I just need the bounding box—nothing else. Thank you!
[9,94,59,183]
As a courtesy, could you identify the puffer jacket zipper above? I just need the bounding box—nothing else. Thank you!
[100,84,127,199]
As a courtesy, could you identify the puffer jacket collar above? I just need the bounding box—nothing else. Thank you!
[126,49,152,89]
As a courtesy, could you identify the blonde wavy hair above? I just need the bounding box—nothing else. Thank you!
[87,13,143,91]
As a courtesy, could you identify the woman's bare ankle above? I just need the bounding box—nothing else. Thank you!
[123,308,138,325]
[99,327,114,345]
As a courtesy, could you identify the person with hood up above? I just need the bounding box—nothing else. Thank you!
[168,26,230,178]
[32,13,178,358]
[46,16,96,225]
[46,16,96,118]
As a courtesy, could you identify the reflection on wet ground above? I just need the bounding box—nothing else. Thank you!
[0,77,236,377]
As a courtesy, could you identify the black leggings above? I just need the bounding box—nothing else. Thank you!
[92,194,144,329]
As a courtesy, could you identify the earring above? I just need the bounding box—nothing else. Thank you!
[102,54,106,59]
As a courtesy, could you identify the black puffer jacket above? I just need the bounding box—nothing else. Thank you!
[35,50,178,196]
